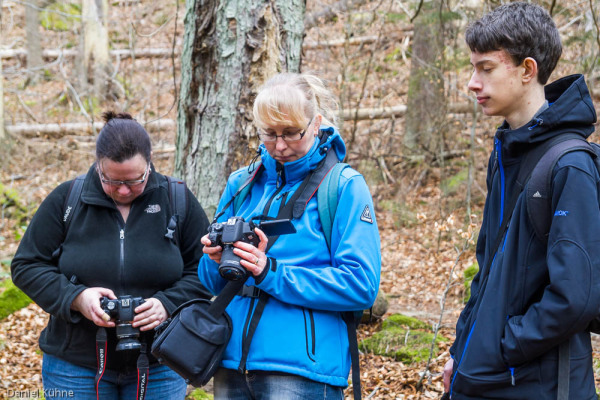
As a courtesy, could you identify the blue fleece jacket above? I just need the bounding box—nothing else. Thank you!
[449,74,600,399]
[198,126,381,387]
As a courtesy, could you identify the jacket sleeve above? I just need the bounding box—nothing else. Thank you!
[255,171,381,312]
[152,187,212,314]
[10,181,87,323]
[501,153,600,365]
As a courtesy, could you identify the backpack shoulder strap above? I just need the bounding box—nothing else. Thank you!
[63,174,86,233]
[526,137,596,243]
[233,163,263,215]
[165,176,188,246]
[317,162,349,250]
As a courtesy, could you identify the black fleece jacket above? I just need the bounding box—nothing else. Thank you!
[11,164,211,372]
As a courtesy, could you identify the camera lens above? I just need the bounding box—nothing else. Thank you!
[115,322,142,352]
[219,265,247,281]
[218,245,247,281]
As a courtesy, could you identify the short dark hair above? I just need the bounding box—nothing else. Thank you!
[96,111,152,163]
[465,2,562,84]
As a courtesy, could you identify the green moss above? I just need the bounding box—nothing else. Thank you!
[361,314,447,364]
[385,12,407,24]
[0,183,31,225]
[378,200,417,228]
[0,279,32,320]
[441,169,469,196]
[463,263,479,303]
[383,314,431,330]
[186,388,213,400]
[41,2,81,32]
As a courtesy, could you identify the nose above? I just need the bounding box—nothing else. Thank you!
[468,71,481,92]
[275,136,288,152]
[116,184,132,196]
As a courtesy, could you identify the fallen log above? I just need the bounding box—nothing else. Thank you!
[5,119,176,138]
[303,31,412,50]
[4,103,473,137]
[0,48,179,60]
[340,102,471,120]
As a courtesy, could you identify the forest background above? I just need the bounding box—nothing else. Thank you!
[0,0,599,399]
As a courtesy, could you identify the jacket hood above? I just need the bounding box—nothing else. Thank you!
[498,74,597,157]
[258,125,347,183]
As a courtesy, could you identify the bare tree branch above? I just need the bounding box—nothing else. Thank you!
[304,0,369,30]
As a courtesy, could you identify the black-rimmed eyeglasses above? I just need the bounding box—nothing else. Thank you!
[98,164,150,187]
[257,117,314,142]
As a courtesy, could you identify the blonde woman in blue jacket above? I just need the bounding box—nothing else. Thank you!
[198,72,381,399]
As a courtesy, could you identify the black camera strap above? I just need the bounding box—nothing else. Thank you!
[95,327,108,395]
[136,344,149,400]
[94,327,149,400]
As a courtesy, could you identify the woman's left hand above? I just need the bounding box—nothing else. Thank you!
[132,297,168,331]
[233,227,269,277]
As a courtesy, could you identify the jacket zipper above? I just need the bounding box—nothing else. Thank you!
[238,163,287,374]
[451,140,508,395]
[119,228,125,296]
[263,163,287,216]
[495,138,506,223]
[450,320,477,396]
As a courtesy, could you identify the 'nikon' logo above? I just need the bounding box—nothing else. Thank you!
[63,206,72,222]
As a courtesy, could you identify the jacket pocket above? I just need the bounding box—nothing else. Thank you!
[302,308,316,362]
[453,358,540,396]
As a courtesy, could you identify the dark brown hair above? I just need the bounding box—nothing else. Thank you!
[465,2,562,84]
[96,112,152,163]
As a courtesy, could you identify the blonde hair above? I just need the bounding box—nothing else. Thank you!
[253,73,339,130]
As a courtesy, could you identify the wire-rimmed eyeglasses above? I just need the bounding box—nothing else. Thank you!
[97,164,150,187]
[257,117,314,142]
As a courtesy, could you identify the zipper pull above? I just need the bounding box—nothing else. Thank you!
[509,367,515,386]
[120,229,125,240]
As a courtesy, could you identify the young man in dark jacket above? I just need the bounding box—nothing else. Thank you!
[443,3,600,399]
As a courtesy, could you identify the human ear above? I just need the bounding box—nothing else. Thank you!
[521,57,538,83]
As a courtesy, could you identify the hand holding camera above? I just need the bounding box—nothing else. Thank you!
[100,295,146,352]
[71,287,117,328]
[203,216,296,281]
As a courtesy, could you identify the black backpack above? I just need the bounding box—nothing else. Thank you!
[62,174,188,246]
[523,134,600,400]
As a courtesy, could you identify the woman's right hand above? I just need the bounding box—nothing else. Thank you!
[201,233,223,264]
[71,287,117,327]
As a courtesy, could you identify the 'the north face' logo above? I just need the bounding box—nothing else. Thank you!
[144,204,161,214]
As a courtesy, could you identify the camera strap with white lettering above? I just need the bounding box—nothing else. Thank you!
[95,328,108,398]
[94,327,148,400]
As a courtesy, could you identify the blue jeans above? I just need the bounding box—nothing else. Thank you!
[42,353,187,400]
[213,368,344,400]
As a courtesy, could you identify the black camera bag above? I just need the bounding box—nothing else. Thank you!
[151,279,246,387]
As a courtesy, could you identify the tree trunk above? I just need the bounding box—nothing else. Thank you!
[404,0,446,157]
[82,0,112,100]
[0,56,4,141]
[176,0,305,217]
[25,0,43,71]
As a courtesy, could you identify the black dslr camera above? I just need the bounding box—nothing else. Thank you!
[207,216,296,281]
[100,295,145,352]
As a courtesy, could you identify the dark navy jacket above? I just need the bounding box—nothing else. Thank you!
[449,74,600,399]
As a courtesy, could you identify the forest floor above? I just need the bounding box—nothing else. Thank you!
[1,0,600,399]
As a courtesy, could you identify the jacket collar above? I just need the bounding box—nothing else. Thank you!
[496,74,597,159]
